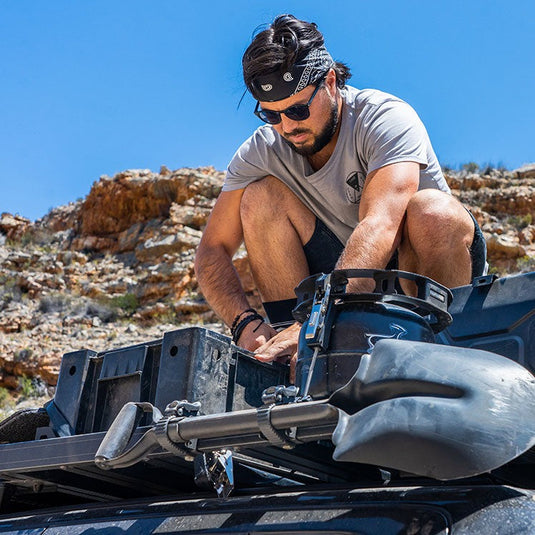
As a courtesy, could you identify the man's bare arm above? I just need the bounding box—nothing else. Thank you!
[336,161,420,290]
[194,190,277,349]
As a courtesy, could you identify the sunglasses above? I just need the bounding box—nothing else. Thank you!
[254,80,324,125]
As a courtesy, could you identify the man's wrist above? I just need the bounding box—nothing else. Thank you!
[230,308,256,332]
[231,310,264,343]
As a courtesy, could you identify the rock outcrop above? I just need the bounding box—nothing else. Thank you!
[0,163,534,412]
[446,165,535,272]
[0,167,259,412]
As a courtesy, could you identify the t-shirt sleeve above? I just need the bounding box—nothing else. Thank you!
[223,130,272,192]
[359,99,430,175]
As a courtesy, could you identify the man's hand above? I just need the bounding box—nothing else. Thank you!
[253,322,301,382]
[237,320,278,353]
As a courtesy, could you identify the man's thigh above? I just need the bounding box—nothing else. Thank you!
[263,218,344,324]
[241,175,317,247]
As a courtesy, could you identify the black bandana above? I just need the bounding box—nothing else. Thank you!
[251,46,334,102]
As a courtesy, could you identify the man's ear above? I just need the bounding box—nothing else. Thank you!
[325,68,338,94]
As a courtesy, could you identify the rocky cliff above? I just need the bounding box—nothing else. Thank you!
[1,164,534,413]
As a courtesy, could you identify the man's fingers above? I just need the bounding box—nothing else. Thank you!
[254,335,294,359]
[254,323,300,362]
[254,341,294,361]
[250,324,301,385]
[238,321,278,352]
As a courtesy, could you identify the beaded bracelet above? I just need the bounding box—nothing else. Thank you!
[232,312,264,344]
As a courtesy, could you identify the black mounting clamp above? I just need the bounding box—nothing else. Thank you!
[194,450,234,498]
[261,385,299,405]
[164,400,201,418]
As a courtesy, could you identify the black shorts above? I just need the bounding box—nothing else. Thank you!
[263,215,487,323]
[467,210,488,280]
[303,218,345,275]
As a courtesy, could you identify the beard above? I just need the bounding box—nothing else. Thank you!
[281,99,339,156]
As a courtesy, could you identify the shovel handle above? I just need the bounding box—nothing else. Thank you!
[95,402,141,467]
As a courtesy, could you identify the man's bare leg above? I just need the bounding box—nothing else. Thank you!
[398,189,475,290]
[240,176,317,302]
[240,176,317,377]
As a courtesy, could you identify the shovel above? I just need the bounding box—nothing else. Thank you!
[95,338,535,482]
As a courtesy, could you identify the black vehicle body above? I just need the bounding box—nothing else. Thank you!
[0,270,534,534]
[1,483,535,534]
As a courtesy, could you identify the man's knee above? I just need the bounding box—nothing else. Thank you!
[240,176,315,241]
[240,176,282,226]
[405,189,473,244]
[407,189,456,220]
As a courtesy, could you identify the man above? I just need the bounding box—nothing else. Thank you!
[194,14,486,376]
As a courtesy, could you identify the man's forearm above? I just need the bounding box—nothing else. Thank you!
[335,217,400,292]
[194,245,252,328]
[195,245,279,352]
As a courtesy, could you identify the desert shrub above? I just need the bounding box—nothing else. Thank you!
[481,163,494,175]
[86,301,117,323]
[0,387,9,406]
[14,348,32,363]
[0,388,14,421]
[38,294,72,314]
[18,376,47,400]
[109,293,139,316]
[462,162,480,173]
[508,214,532,229]
[39,293,117,323]
[516,255,535,273]
[0,277,22,307]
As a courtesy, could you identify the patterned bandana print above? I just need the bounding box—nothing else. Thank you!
[251,46,334,102]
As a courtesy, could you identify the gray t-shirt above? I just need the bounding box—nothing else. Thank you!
[224,86,449,244]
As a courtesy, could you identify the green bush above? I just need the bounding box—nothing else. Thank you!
[0,388,15,422]
[508,214,532,229]
[516,256,535,273]
[109,293,140,316]
[0,387,9,406]
[0,277,22,306]
[462,162,480,173]
[18,376,37,399]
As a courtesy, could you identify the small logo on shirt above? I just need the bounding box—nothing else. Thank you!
[345,171,365,204]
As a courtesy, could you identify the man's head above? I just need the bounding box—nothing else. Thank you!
[243,15,350,157]
[242,14,351,102]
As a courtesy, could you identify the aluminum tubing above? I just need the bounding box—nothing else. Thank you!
[166,401,339,444]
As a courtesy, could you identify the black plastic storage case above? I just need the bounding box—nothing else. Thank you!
[49,327,289,437]
[438,272,535,372]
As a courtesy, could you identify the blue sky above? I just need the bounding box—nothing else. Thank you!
[1,1,533,221]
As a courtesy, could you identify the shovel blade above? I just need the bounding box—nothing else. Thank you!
[331,339,535,480]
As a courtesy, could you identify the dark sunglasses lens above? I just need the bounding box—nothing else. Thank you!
[259,109,281,124]
[284,105,310,121]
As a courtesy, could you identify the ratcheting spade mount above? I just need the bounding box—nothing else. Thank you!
[293,269,453,398]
